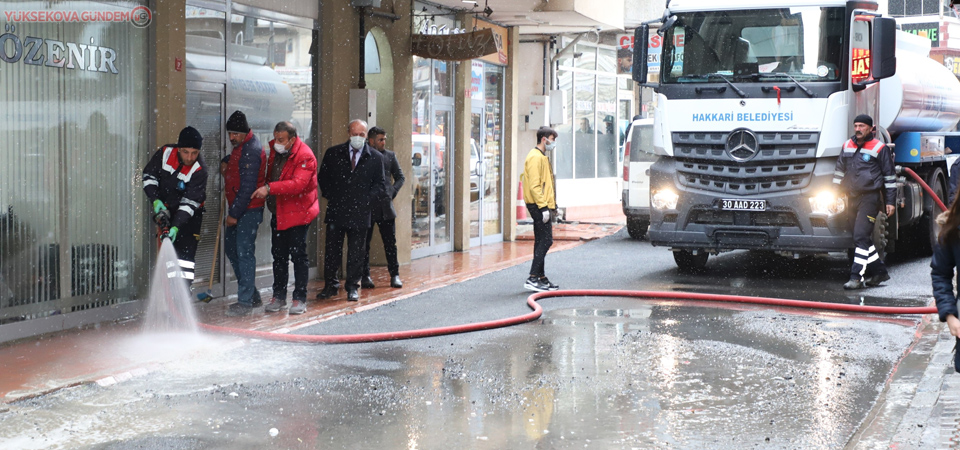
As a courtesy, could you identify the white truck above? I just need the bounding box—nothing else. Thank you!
[632,0,960,270]
[621,118,656,239]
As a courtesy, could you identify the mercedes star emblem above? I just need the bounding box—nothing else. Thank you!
[725,128,759,162]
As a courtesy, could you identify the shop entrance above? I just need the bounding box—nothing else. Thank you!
[411,100,455,258]
[185,82,227,298]
[469,100,502,246]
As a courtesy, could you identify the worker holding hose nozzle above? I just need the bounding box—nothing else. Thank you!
[832,114,896,290]
[141,126,208,286]
[931,198,960,372]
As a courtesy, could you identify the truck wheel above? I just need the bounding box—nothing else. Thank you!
[916,168,946,256]
[673,250,708,272]
[626,217,649,240]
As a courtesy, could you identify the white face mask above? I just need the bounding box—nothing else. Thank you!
[349,136,365,150]
[273,142,289,154]
[545,140,557,151]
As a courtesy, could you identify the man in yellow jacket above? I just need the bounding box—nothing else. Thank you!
[522,126,559,292]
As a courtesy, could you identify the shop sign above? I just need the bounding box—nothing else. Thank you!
[943,55,960,76]
[471,19,508,65]
[901,22,940,47]
[411,28,498,61]
[0,26,119,74]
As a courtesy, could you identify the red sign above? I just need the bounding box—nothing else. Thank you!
[851,48,871,83]
[174,57,183,72]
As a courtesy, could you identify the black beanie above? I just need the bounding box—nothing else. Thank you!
[853,114,873,128]
[177,126,203,150]
[226,110,250,133]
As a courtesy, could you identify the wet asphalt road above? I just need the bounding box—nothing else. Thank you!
[0,229,937,449]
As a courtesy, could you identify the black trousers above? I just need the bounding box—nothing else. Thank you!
[849,191,888,280]
[271,217,310,301]
[171,212,202,285]
[526,203,553,278]
[324,223,367,290]
[364,218,399,277]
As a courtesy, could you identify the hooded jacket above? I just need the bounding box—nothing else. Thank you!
[265,137,319,230]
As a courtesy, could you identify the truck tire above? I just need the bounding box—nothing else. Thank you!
[626,217,649,240]
[673,249,708,272]
[916,168,946,256]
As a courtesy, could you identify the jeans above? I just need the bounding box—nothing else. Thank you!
[364,219,399,277]
[271,216,310,301]
[526,204,553,278]
[224,207,263,305]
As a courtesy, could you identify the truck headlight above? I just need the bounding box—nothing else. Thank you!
[652,188,679,210]
[809,191,846,216]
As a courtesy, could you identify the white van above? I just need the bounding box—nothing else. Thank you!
[621,118,655,239]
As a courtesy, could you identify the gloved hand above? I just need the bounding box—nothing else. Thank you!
[152,199,167,214]
[542,209,550,224]
[167,226,179,242]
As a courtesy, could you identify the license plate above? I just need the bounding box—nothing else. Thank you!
[720,199,766,211]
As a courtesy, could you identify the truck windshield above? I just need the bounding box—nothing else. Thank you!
[660,7,845,83]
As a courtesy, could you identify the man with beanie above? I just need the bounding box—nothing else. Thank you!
[221,110,267,316]
[252,122,319,315]
[142,126,209,286]
[833,114,896,290]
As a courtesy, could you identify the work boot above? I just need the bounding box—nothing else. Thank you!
[250,291,263,308]
[264,298,286,313]
[288,300,306,315]
[226,302,253,317]
[865,272,891,287]
[361,276,376,289]
[390,275,403,288]
[316,285,340,299]
[843,278,865,290]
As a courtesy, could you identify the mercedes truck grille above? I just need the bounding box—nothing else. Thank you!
[672,131,818,195]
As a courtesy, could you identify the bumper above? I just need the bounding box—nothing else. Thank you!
[621,189,650,220]
[648,159,853,253]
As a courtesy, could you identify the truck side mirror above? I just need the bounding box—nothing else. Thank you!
[872,17,896,80]
[632,24,649,84]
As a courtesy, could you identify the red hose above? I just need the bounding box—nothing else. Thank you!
[903,167,948,212]
[195,290,937,344]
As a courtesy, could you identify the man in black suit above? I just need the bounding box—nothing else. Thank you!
[362,126,405,289]
[316,119,386,302]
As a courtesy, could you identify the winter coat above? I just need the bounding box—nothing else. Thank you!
[222,130,266,219]
[371,148,405,222]
[318,141,386,229]
[265,137,319,230]
[142,145,208,228]
[522,147,556,210]
[932,213,960,322]
[832,137,896,204]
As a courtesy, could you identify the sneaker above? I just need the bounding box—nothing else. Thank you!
[225,302,253,317]
[524,276,549,292]
[264,297,286,313]
[540,277,559,291]
[289,300,306,315]
[865,272,891,287]
[843,279,865,290]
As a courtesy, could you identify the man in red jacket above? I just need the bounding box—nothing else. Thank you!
[252,121,319,315]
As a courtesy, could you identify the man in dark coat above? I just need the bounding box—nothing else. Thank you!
[141,126,208,286]
[362,126,405,289]
[316,119,385,302]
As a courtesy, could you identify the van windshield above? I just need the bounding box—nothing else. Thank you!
[660,7,845,83]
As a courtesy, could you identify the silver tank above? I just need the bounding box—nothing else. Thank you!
[879,38,960,134]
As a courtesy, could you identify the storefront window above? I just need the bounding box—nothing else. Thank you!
[576,44,596,70]
[597,75,618,178]
[0,1,149,320]
[574,72,596,178]
[482,64,503,238]
[555,70,574,179]
[227,12,315,274]
[186,6,227,71]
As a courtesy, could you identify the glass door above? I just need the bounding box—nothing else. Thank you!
[410,103,455,258]
[186,82,226,298]
[470,62,504,247]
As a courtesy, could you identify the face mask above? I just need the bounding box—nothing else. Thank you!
[349,136,365,150]
[545,140,557,151]
[273,142,289,154]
